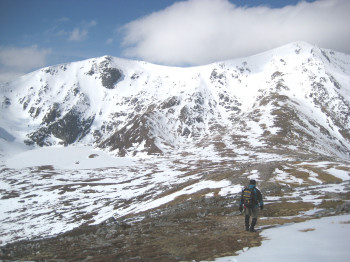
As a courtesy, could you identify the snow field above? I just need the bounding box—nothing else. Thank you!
[210,214,350,262]
[1,144,349,244]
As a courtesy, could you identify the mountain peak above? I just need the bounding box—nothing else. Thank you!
[1,42,350,159]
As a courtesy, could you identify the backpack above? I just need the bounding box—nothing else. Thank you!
[242,187,256,208]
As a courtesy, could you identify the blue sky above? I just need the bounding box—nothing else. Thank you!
[0,0,349,83]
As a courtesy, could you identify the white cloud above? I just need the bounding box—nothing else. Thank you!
[0,45,51,83]
[0,45,51,71]
[120,0,350,66]
[68,28,89,42]
[68,20,97,42]
[57,17,70,22]
[106,38,114,45]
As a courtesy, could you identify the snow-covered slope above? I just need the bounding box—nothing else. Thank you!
[1,41,350,159]
[1,42,350,248]
[216,214,350,262]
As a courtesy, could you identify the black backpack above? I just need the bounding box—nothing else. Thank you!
[242,187,256,208]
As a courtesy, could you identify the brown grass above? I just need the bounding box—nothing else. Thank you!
[299,228,315,232]
[318,200,344,209]
[262,201,315,217]
[36,165,55,171]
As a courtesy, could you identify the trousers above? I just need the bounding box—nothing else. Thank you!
[244,206,259,219]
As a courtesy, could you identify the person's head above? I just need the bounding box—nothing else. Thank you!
[249,179,256,186]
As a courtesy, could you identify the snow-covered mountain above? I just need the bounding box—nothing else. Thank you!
[1,41,350,159]
[1,42,350,257]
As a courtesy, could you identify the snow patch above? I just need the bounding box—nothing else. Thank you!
[6,146,135,169]
[211,214,350,262]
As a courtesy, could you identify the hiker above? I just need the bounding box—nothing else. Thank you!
[239,179,264,232]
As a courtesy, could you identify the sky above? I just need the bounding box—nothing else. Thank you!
[0,0,349,83]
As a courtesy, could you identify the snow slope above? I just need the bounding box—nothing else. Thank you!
[6,146,134,170]
[0,144,349,245]
[212,214,350,262]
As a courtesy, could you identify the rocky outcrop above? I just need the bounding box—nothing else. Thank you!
[100,111,163,156]
[25,109,95,146]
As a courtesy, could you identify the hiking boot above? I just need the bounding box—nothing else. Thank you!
[250,218,257,232]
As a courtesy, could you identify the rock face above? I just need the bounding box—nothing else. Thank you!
[27,112,94,146]
[1,42,350,159]
[87,56,123,89]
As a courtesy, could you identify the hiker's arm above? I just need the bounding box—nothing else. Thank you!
[257,189,264,209]
[239,190,244,212]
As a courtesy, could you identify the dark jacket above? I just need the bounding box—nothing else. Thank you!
[240,184,264,209]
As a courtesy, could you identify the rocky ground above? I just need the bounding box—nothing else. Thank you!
[1,172,350,262]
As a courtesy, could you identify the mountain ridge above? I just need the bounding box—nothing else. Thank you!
[1,41,350,160]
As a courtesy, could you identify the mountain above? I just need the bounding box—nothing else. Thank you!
[1,42,350,160]
[1,42,350,259]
